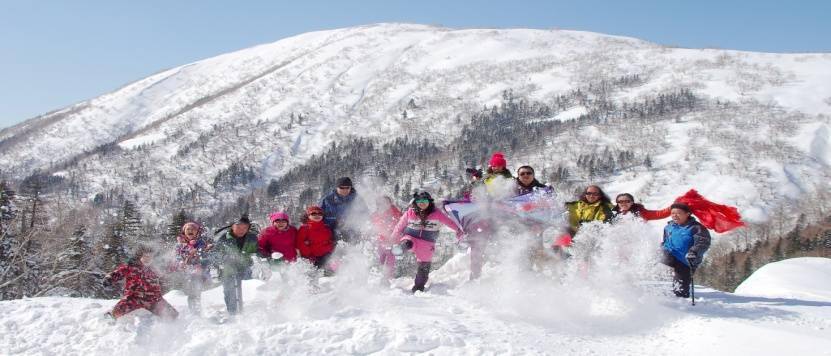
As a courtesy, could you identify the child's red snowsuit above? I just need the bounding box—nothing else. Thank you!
[106,262,178,320]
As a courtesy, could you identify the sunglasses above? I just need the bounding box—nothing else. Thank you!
[273,219,288,223]
[518,171,534,176]
[309,212,323,216]
[414,199,430,204]
[585,192,601,196]
[337,186,352,190]
[616,199,633,204]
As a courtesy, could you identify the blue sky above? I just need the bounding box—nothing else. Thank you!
[1,0,828,129]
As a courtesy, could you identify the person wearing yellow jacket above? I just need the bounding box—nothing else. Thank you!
[564,185,614,234]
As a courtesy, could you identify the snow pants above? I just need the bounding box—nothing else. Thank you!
[412,262,432,293]
[378,246,396,279]
[468,237,487,280]
[111,296,178,320]
[661,250,691,298]
[222,272,245,314]
[183,272,207,314]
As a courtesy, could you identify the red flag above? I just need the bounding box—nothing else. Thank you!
[674,189,745,233]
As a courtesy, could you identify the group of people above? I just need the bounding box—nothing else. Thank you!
[104,152,716,322]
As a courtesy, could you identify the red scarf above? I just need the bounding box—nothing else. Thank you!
[675,189,745,233]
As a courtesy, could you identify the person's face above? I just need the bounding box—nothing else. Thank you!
[415,200,430,210]
[139,254,153,265]
[183,225,198,240]
[336,185,352,197]
[308,211,323,221]
[231,223,250,237]
[584,187,601,203]
[272,219,288,230]
[616,196,633,211]
[671,208,691,225]
[517,169,534,185]
[491,165,505,173]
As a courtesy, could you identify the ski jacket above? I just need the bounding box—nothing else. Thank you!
[392,207,464,243]
[106,262,163,302]
[565,200,614,232]
[175,237,212,271]
[320,189,368,230]
[214,230,258,276]
[662,217,711,267]
[258,225,299,261]
[371,205,403,247]
[297,220,334,258]
[514,178,551,197]
[613,203,671,221]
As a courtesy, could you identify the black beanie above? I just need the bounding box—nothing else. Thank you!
[336,177,353,187]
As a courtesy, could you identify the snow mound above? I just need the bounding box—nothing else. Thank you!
[735,257,831,302]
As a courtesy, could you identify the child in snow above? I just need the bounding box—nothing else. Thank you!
[258,211,299,262]
[104,246,178,321]
[175,221,213,314]
[370,196,402,279]
[661,203,711,298]
[391,191,464,293]
[296,205,335,271]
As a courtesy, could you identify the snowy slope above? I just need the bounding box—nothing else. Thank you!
[735,257,831,302]
[2,245,830,355]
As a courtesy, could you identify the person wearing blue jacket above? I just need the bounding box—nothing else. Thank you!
[661,203,711,298]
[320,177,368,243]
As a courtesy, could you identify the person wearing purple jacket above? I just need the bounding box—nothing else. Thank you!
[391,191,465,293]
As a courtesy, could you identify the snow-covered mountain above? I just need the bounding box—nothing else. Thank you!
[1,23,829,227]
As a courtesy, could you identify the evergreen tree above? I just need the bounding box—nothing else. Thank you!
[119,200,143,243]
[99,222,128,276]
[48,225,105,297]
[0,181,16,235]
[165,209,191,246]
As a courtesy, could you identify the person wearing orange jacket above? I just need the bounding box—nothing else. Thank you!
[296,205,335,270]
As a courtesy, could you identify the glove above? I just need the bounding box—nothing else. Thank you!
[685,251,699,270]
[456,240,470,253]
[392,240,413,256]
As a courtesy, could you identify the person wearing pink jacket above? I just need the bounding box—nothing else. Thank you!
[391,191,464,293]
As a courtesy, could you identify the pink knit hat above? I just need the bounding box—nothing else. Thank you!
[269,211,290,223]
[489,152,507,168]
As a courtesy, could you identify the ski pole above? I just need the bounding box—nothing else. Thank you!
[689,263,696,306]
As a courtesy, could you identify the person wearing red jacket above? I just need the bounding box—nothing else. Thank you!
[371,196,403,279]
[612,193,671,221]
[258,211,299,262]
[104,247,178,321]
[296,205,335,269]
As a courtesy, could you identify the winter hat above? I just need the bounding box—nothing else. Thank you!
[269,211,290,223]
[181,222,201,235]
[413,191,434,202]
[489,152,507,168]
[306,205,324,215]
[336,177,353,187]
